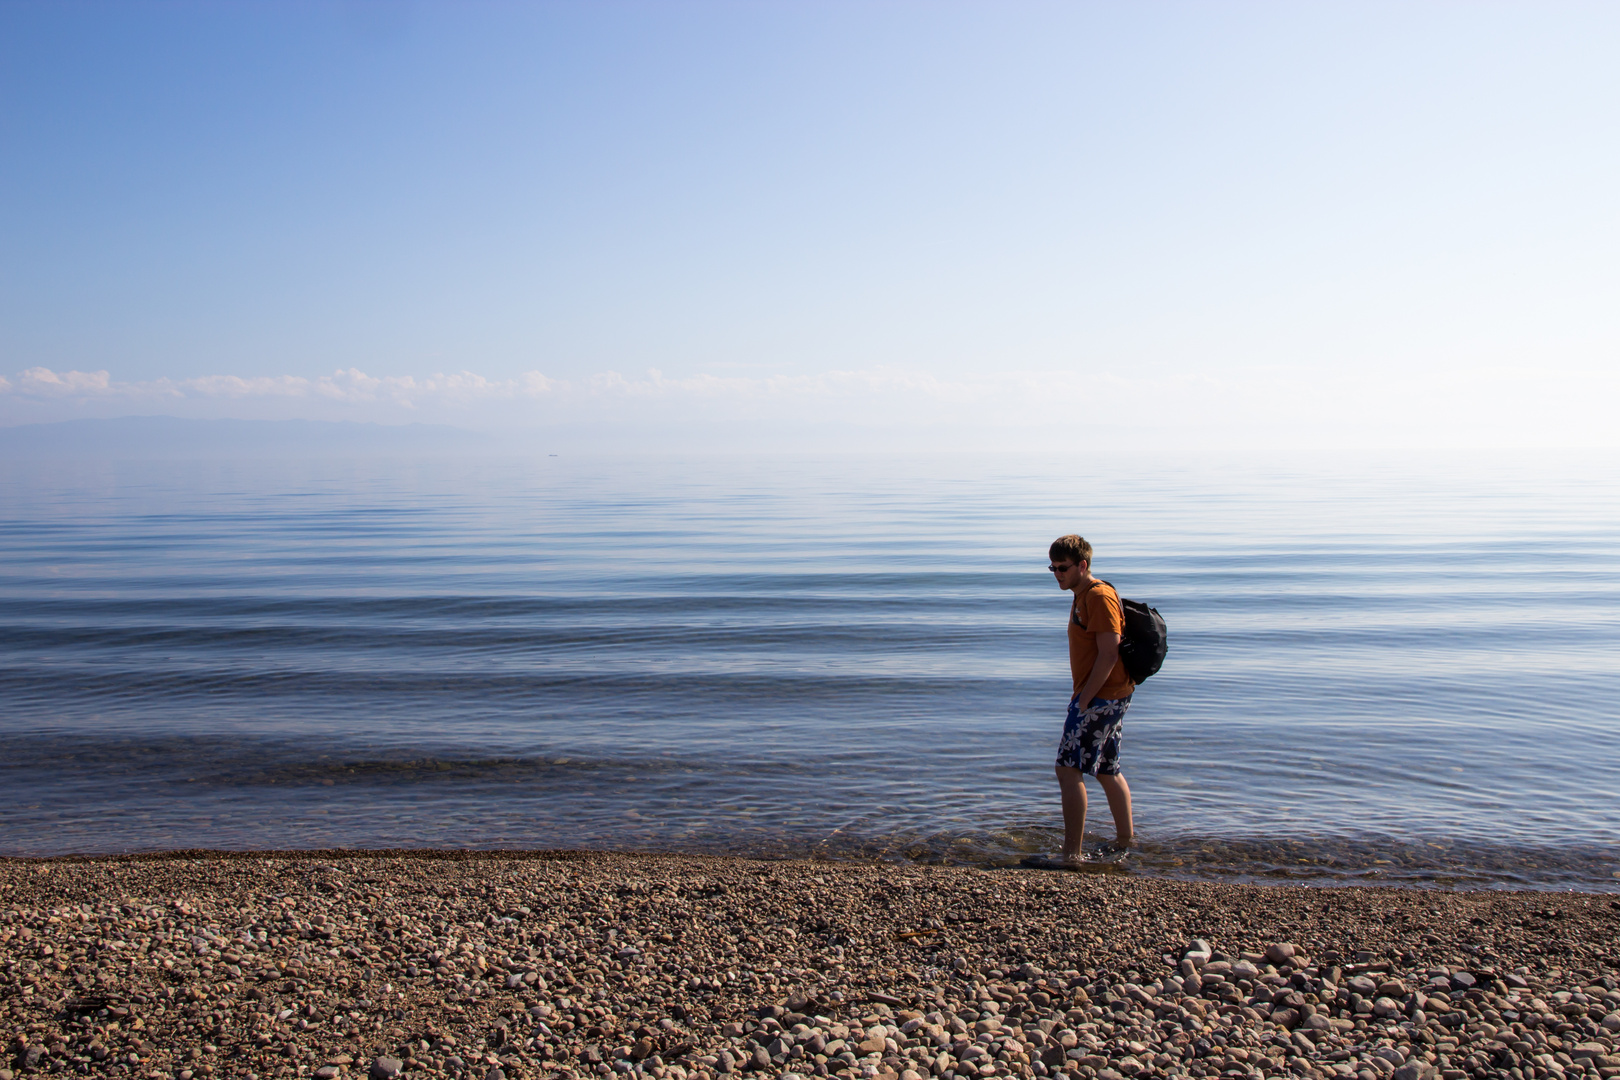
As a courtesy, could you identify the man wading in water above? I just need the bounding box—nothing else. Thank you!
[1029,534,1135,868]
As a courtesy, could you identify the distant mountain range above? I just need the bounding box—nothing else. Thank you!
[0,416,493,458]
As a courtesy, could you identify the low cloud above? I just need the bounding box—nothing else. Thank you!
[13,367,117,395]
[1,366,557,408]
[0,363,1035,448]
[580,366,967,402]
[0,364,956,408]
[3,360,1616,450]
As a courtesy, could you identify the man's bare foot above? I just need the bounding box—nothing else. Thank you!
[1021,853,1087,870]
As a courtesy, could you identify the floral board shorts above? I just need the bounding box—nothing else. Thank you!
[1056,694,1131,775]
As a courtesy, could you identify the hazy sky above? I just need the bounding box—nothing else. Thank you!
[3,1,1618,448]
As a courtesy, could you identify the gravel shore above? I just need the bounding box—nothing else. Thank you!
[3,851,1618,1080]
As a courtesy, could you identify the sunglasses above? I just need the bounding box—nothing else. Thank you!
[1048,563,1076,573]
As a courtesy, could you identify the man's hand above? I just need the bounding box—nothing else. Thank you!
[1074,631,1121,707]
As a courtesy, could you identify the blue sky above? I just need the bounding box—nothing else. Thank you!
[3,1,1618,448]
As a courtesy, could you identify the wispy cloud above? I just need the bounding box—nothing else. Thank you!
[2,366,557,408]
[1,365,961,406]
[0,363,1023,446]
[12,367,119,395]
[580,366,971,402]
[4,361,1616,450]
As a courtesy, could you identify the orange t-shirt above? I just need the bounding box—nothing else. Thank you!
[1067,579,1136,701]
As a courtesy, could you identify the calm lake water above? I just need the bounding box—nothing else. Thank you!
[2,450,1617,889]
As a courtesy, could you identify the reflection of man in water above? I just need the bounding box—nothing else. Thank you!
[1046,533,1135,865]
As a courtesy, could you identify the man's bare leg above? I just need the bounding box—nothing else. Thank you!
[1097,771,1133,847]
[1055,765,1087,861]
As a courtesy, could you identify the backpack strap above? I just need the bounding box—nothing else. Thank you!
[1080,579,1121,631]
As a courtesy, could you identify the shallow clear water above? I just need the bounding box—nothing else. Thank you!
[2,451,1618,889]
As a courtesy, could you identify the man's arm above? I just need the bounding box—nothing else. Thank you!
[1073,631,1121,706]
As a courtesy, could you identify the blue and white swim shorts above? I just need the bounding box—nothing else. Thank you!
[1056,694,1131,775]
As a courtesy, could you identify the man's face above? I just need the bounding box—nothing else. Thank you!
[1049,558,1086,591]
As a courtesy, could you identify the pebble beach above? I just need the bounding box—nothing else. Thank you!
[3,852,1618,1080]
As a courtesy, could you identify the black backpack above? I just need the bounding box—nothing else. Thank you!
[1099,580,1168,684]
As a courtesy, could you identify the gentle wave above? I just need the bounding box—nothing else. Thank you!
[2,451,1618,887]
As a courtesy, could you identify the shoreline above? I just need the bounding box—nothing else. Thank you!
[4,840,1616,894]
[2,851,1617,1080]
